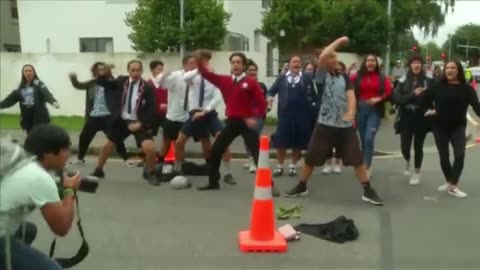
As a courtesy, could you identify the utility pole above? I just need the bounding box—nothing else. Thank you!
[385,0,392,76]
[448,35,452,60]
[179,0,185,59]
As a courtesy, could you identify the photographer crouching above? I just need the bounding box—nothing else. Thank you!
[1,124,91,270]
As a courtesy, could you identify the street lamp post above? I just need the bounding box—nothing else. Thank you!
[179,0,185,59]
[385,0,392,76]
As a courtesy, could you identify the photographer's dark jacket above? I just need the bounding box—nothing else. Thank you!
[97,76,156,131]
[0,80,57,130]
[69,76,121,118]
[392,75,435,133]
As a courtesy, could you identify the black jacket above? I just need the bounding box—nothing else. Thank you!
[97,76,156,131]
[69,76,121,118]
[392,75,435,133]
[0,80,57,129]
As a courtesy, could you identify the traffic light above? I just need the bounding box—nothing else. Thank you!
[412,45,417,52]
[441,53,446,60]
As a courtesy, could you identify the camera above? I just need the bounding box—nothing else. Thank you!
[58,171,99,196]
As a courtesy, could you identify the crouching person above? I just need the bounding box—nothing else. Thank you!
[0,124,81,270]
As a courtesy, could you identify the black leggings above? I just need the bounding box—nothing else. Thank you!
[208,119,259,185]
[78,116,128,160]
[433,125,466,185]
[400,128,428,169]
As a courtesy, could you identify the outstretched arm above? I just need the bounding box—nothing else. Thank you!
[0,90,19,109]
[317,37,349,69]
[37,82,59,108]
[68,73,90,90]
[197,62,231,94]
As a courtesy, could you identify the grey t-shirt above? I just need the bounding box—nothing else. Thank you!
[90,85,110,117]
[21,86,35,106]
[317,71,353,128]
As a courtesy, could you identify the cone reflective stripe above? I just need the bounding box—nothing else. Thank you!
[238,135,287,252]
[253,187,272,200]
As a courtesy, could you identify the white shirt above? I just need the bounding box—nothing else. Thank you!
[156,70,189,122]
[122,78,140,121]
[286,71,302,84]
[0,162,60,237]
[184,69,223,112]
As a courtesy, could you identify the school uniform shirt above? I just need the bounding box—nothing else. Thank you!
[156,70,190,122]
[183,69,223,112]
[197,64,266,119]
[148,77,168,118]
[122,78,140,121]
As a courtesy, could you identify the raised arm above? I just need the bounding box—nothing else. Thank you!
[317,37,350,69]
[0,90,19,109]
[197,62,231,93]
[68,73,91,90]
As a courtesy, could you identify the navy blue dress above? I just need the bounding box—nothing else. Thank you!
[271,77,314,149]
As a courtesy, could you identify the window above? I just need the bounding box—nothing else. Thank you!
[3,44,21,52]
[79,38,113,52]
[222,32,249,52]
[261,0,270,9]
[254,30,261,52]
[10,0,18,19]
[266,42,273,76]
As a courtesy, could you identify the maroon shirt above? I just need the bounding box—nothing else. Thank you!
[197,64,266,119]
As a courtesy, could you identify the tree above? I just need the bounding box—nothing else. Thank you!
[441,24,480,62]
[260,0,326,52]
[125,0,230,52]
[422,41,442,61]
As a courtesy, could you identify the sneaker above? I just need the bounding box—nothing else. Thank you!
[322,165,333,175]
[403,162,410,176]
[88,168,105,180]
[438,183,450,192]
[69,159,86,165]
[243,162,250,169]
[409,174,420,186]
[223,173,237,185]
[362,187,384,205]
[288,167,297,177]
[273,167,284,177]
[136,160,145,168]
[403,170,411,176]
[284,182,309,198]
[333,165,342,174]
[143,171,160,186]
[448,187,468,198]
[248,163,256,173]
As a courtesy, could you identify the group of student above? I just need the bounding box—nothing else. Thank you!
[1,36,480,205]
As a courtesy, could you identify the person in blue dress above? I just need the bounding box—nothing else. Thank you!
[267,55,315,177]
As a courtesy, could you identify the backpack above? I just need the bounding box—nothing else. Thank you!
[0,137,34,180]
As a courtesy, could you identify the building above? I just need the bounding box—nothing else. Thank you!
[17,0,278,76]
[0,0,21,51]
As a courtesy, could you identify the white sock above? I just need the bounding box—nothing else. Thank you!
[174,161,183,172]
[289,162,297,169]
[223,161,231,174]
[277,163,283,169]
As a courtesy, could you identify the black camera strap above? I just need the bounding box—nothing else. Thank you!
[49,196,89,268]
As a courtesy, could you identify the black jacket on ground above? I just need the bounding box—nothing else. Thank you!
[0,80,57,130]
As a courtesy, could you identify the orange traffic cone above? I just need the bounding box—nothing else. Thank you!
[238,136,287,253]
[164,141,176,164]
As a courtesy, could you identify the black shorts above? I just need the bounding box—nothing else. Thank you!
[107,117,154,145]
[305,124,363,167]
[163,118,184,140]
[181,111,224,140]
[82,115,113,135]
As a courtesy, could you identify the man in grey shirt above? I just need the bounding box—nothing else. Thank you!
[283,36,384,206]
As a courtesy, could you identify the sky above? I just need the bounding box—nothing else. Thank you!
[412,0,480,46]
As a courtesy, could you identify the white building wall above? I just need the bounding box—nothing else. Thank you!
[0,0,21,51]
[18,0,137,53]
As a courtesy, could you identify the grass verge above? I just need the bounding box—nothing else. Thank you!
[0,114,86,131]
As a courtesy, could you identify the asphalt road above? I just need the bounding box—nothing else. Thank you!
[25,145,480,270]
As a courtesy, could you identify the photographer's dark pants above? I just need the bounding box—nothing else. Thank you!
[208,118,259,185]
[1,222,61,270]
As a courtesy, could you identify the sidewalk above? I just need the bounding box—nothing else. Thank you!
[0,119,439,159]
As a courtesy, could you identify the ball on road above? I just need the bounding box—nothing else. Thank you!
[170,175,191,189]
